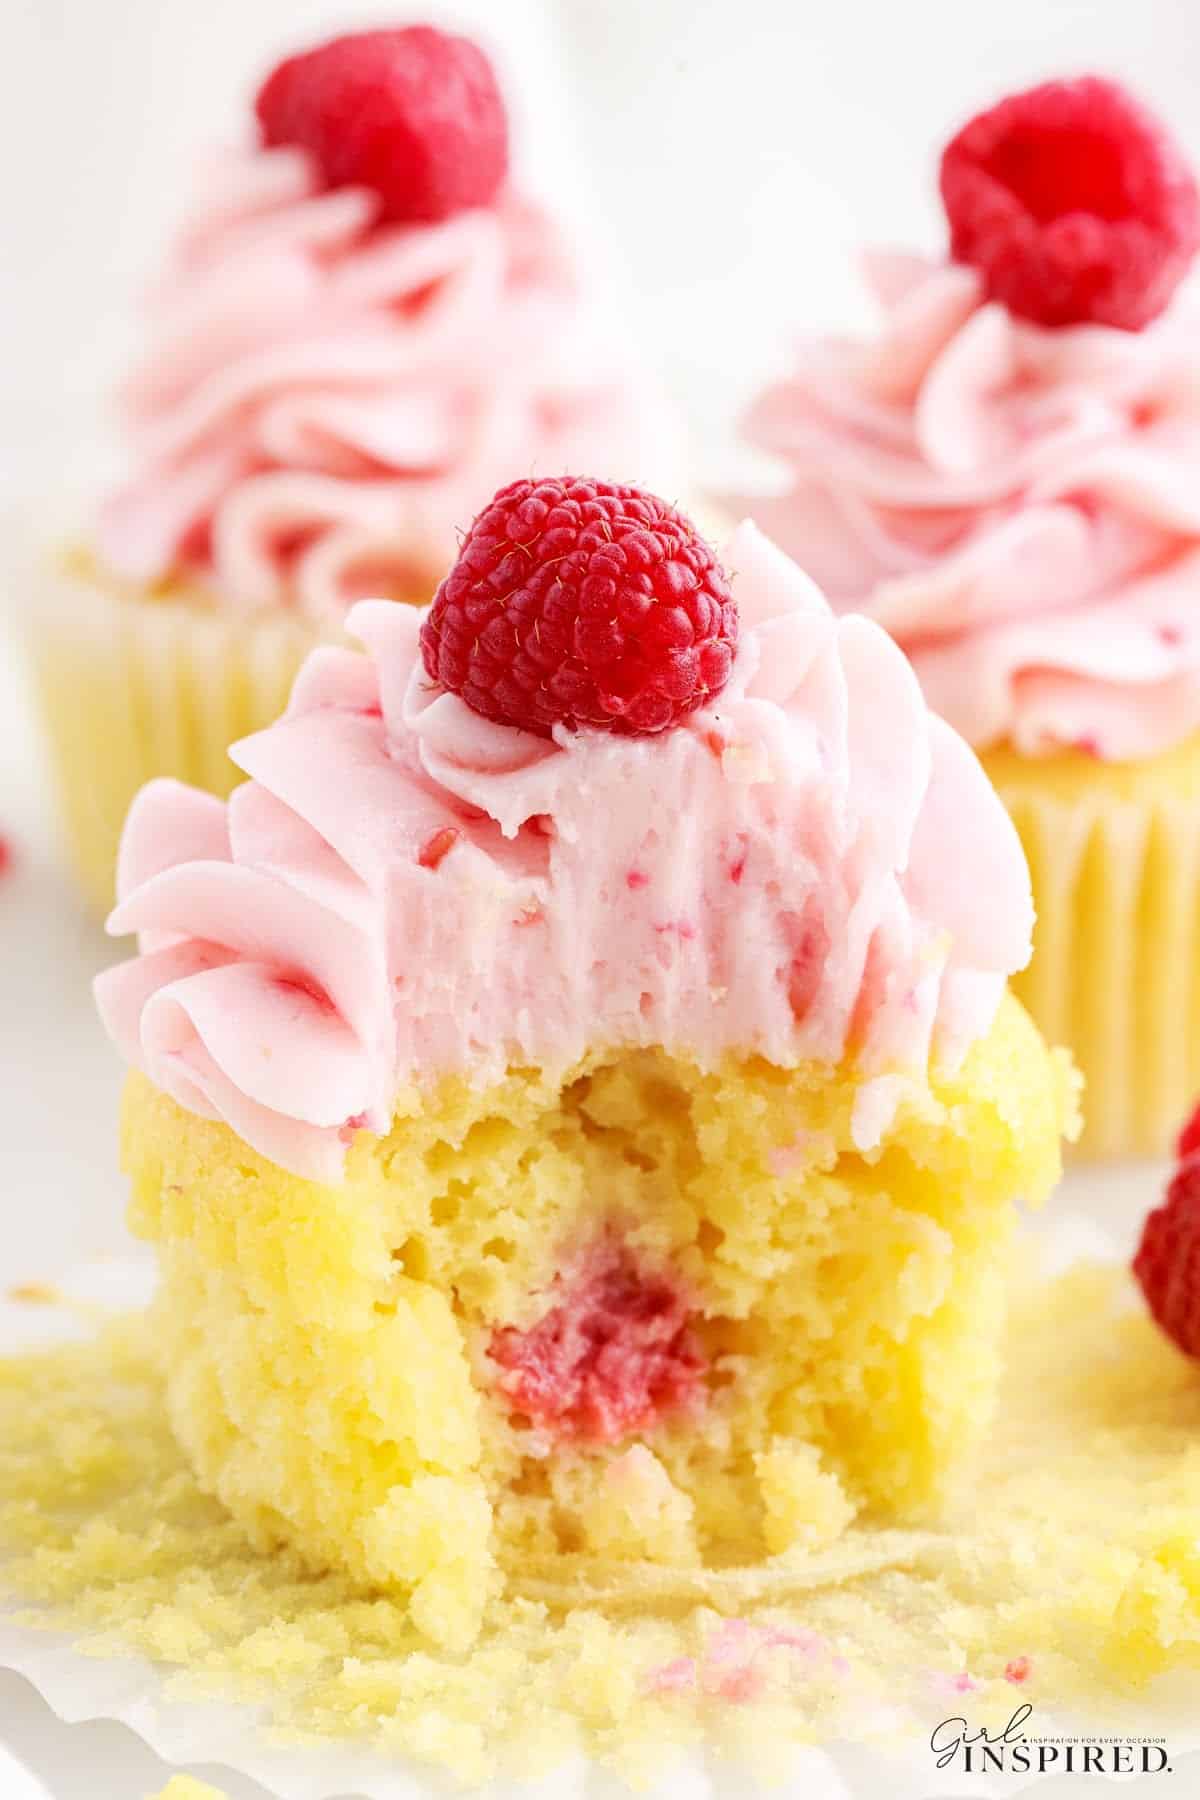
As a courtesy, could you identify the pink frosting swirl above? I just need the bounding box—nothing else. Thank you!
[95,522,1033,1183]
[95,145,680,622]
[741,251,1200,759]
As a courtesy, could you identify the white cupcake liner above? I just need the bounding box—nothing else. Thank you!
[25,557,329,914]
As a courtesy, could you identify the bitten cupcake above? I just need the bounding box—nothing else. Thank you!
[96,478,1075,1650]
[32,25,681,912]
[737,77,1200,1157]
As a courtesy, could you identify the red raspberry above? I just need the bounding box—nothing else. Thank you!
[940,77,1200,330]
[255,26,509,226]
[420,477,738,738]
[1133,1157,1200,1359]
[1177,1099,1200,1163]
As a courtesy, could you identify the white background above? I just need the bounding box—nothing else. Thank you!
[2,1,1199,1794]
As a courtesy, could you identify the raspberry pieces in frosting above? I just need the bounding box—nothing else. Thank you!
[96,514,1033,1184]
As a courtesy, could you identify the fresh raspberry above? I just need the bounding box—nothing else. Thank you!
[255,26,509,225]
[420,477,738,738]
[940,77,1200,330]
[1177,1099,1200,1163]
[1133,1157,1200,1359]
[489,1246,705,1443]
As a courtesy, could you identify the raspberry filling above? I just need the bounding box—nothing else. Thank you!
[489,1246,705,1443]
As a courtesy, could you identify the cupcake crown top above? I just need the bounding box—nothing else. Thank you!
[95,499,1033,1184]
[255,24,510,225]
[940,75,1200,330]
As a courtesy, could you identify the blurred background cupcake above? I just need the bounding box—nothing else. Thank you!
[28,20,683,913]
[732,74,1200,1159]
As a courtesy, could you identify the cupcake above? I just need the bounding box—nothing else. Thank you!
[735,76,1200,1157]
[96,478,1075,1650]
[33,25,681,913]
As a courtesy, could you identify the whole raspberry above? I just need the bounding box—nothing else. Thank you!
[420,478,738,738]
[940,76,1200,330]
[1133,1158,1200,1359]
[255,26,509,226]
[1177,1099,1200,1163]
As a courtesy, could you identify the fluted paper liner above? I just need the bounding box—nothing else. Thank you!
[27,557,337,914]
[992,753,1200,1159]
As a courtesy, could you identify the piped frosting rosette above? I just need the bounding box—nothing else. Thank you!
[96,144,680,623]
[96,521,1033,1183]
[745,250,1200,760]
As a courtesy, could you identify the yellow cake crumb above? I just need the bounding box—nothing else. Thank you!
[6,1281,59,1305]
[117,993,1073,1648]
[147,1779,227,1800]
[1,1245,1197,1789]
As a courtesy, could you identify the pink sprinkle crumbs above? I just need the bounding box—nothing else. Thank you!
[514,901,544,928]
[1005,1656,1032,1685]
[728,832,749,886]
[647,1658,697,1695]
[646,1622,847,1705]
[417,826,461,870]
[489,1244,705,1444]
[931,1669,980,1697]
[1158,623,1184,647]
[626,868,650,891]
[357,702,384,719]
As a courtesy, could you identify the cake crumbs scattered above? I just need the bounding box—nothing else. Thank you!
[1,1260,1198,1789]
[147,1779,228,1800]
[6,1281,60,1306]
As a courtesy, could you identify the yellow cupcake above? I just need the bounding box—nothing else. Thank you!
[123,995,1073,1651]
[96,509,1076,1649]
[733,85,1200,1158]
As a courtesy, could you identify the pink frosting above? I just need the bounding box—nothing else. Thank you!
[95,145,680,622]
[741,251,1200,759]
[95,522,1033,1183]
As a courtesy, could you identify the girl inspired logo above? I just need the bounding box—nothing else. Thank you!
[930,1705,1172,1776]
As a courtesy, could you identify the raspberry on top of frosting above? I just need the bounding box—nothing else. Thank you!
[941,77,1200,332]
[738,79,1200,763]
[256,26,510,226]
[94,31,679,622]
[421,477,738,737]
[96,506,1033,1184]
